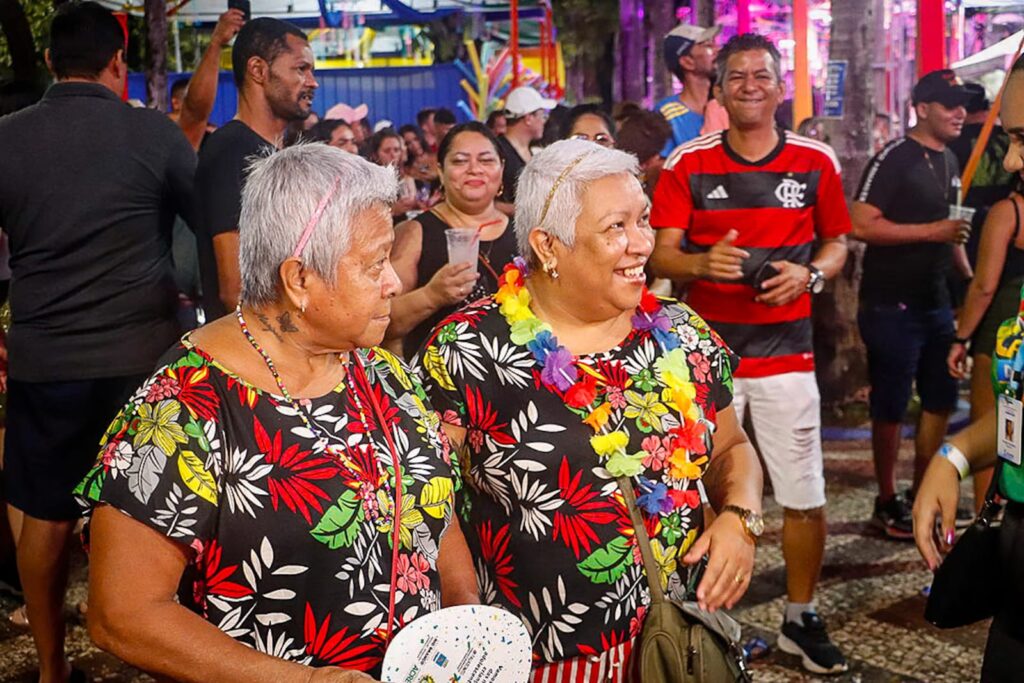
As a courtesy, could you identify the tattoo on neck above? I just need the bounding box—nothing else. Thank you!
[277,311,299,333]
[255,313,284,343]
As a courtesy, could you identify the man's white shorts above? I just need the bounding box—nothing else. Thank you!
[732,371,826,510]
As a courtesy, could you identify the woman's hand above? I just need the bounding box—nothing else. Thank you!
[682,511,755,612]
[310,668,380,683]
[392,195,419,217]
[912,456,962,571]
[947,342,970,379]
[426,262,480,307]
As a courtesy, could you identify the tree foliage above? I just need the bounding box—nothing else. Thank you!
[0,0,51,81]
[552,0,617,68]
[552,0,617,101]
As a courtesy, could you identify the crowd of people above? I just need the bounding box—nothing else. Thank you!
[2,2,1024,682]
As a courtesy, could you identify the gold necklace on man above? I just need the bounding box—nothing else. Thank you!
[922,147,950,201]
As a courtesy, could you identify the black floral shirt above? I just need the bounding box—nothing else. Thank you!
[76,340,460,676]
[418,295,735,664]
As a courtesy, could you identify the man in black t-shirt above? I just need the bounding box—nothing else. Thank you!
[852,70,973,540]
[195,17,318,319]
[495,86,556,214]
[0,4,196,679]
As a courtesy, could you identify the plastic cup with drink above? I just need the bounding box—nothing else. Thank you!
[445,228,480,274]
[948,205,976,245]
[949,178,974,245]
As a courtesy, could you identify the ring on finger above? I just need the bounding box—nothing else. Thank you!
[733,571,745,584]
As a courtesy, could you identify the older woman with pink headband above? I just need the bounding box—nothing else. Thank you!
[77,144,478,683]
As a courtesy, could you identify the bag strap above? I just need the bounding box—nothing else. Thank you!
[353,352,404,643]
[1007,192,1023,242]
[980,453,1005,515]
[616,475,667,605]
[986,458,1003,500]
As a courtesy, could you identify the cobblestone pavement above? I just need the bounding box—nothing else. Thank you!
[0,440,988,682]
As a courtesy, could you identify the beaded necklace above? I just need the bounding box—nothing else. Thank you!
[235,304,395,519]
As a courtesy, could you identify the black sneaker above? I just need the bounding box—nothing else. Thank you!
[901,488,973,529]
[778,612,849,675]
[872,493,914,540]
[954,505,975,530]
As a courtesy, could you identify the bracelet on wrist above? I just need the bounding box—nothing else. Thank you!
[938,442,970,481]
[953,336,971,347]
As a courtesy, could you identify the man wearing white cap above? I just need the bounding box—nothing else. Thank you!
[655,23,722,156]
[496,85,557,211]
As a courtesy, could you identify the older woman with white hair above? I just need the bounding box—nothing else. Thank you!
[420,139,763,681]
[76,144,478,683]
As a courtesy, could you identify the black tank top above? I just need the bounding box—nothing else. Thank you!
[1003,195,1024,285]
[402,210,519,359]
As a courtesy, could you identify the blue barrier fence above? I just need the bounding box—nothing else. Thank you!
[127,63,469,128]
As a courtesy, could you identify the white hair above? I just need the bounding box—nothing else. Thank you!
[514,138,639,262]
[239,143,398,307]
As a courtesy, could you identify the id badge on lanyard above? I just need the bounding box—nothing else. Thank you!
[998,394,1023,465]
[999,363,1024,465]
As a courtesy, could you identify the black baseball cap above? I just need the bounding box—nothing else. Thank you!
[963,82,989,114]
[912,69,971,108]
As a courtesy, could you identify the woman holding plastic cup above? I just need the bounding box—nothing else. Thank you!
[387,122,518,359]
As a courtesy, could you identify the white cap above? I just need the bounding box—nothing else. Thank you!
[504,86,558,117]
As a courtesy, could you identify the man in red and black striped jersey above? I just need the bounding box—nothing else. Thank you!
[649,34,850,675]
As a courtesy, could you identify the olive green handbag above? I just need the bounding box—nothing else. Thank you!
[618,476,752,683]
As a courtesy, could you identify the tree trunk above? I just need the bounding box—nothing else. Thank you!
[617,0,646,104]
[693,0,716,27]
[145,0,168,110]
[0,0,38,83]
[814,0,879,408]
[646,0,676,101]
[566,58,586,106]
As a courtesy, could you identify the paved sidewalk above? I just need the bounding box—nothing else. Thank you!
[739,441,987,682]
[0,440,989,682]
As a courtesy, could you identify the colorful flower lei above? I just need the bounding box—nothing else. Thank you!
[494,259,711,515]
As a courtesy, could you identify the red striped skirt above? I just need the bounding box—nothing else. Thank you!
[530,639,634,683]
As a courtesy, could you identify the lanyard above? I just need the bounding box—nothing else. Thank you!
[1003,330,1024,400]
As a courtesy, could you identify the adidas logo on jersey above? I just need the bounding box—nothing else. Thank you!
[706,185,729,200]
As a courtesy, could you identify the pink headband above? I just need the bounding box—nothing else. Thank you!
[292,175,342,259]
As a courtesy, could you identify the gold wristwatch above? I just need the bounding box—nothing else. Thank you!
[721,505,765,541]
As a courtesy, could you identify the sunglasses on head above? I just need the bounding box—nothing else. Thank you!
[570,133,614,147]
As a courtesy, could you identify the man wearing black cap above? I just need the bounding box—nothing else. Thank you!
[654,23,721,157]
[949,82,1014,260]
[852,69,974,540]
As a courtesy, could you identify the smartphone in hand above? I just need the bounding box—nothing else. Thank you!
[228,0,250,21]
[753,262,780,291]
